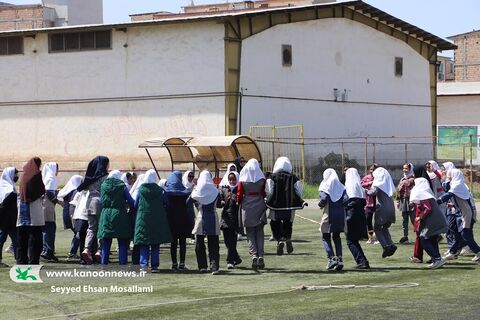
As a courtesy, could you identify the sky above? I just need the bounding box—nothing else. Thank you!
[5,0,479,54]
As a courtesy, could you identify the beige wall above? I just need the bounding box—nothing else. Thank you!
[438,95,480,125]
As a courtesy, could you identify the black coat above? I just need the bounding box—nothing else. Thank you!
[0,192,18,232]
[344,197,368,241]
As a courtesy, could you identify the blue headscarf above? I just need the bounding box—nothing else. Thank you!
[164,171,190,196]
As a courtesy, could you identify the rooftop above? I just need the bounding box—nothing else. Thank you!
[438,82,480,96]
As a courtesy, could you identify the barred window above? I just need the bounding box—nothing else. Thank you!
[0,36,24,55]
[49,30,111,53]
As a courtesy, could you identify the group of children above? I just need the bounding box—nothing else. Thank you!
[0,155,478,273]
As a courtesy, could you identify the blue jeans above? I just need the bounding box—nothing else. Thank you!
[461,226,480,254]
[446,214,466,253]
[69,230,81,255]
[402,209,415,238]
[139,244,160,268]
[42,221,56,255]
[421,236,441,260]
[322,232,342,258]
[101,238,130,265]
[346,237,367,264]
[0,228,17,260]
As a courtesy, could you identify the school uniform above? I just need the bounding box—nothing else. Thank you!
[17,157,45,265]
[217,171,242,267]
[438,169,480,261]
[0,167,18,262]
[266,157,305,255]
[98,170,135,265]
[191,170,221,273]
[366,167,397,258]
[396,164,415,241]
[41,162,60,260]
[319,168,347,270]
[57,175,82,257]
[360,174,375,239]
[163,171,195,269]
[344,168,369,268]
[238,159,267,269]
[134,170,172,271]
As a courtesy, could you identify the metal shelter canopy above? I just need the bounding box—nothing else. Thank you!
[138,135,262,176]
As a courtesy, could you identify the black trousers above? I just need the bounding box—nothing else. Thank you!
[17,226,43,265]
[270,218,293,241]
[222,228,240,264]
[195,235,219,270]
[170,237,187,265]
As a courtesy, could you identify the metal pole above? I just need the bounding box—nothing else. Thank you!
[404,144,408,164]
[364,137,368,175]
[372,143,376,163]
[341,142,345,170]
[463,144,466,164]
[470,134,473,190]
[238,88,243,135]
[300,125,306,182]
[145,148,161,180]
[272,126,276,170]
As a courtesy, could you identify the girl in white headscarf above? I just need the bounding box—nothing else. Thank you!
[238,159,267,270]
[41,162,62,262]
[396,163,415,244]
[58,174,83,260]
[182,171,195,192]
[344,168,370,269]
[438,169,480,263]
[191,170,221,274]
[318,168,348,271]
[366,167,397,258]
[265,156,305,256]
[130,173,146,201]
[219,163,237,187]
[0,167,19,266]
[410,177,448,269]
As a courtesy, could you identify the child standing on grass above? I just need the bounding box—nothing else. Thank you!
[0,167,19,266]
[266,156,305,256]
[318,168,348,271]
[41,162,62,262]
[410,177,448,269]
[361,163,378,244]
[344,168,370,269]
[238,159,267,270]
[218,171,242,269]
[191,170,221,274]
[437,169,480,264]
[57,174,82,260]
[98,170,135,265]
[366,167,397,258]
[163,171,195,271]
[134,169,172,273]
[396,163,415,244]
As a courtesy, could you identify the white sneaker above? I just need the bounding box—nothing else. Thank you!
[472,253,480,262]
[373,241,380,245]
[428,258,446,269]
[443,252,458,261]
[366,238,373,244]
[227,263,234,269]
[460,246,473,256]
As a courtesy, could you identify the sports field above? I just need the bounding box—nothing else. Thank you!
[1,206,479,320]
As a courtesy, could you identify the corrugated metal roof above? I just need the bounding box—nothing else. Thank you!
[0,0,455,50]
[437,82,480,96]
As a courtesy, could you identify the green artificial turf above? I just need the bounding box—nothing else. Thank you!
[0,207,479,319]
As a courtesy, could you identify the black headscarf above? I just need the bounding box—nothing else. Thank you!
[233,156,245,172]
[77,156,109,191]
[413,164,433,191]
[19,157,45,203]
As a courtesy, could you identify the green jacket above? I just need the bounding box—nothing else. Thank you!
[98,178,132,239]
[134,183,172,245]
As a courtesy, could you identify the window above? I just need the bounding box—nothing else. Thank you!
[49,30,111,53]
[394,57,403,77]
[282,44,292,67]
[0,36,24,55]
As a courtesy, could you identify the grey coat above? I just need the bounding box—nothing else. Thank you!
[367,187,396,227]
[419,198,448,238]
[240,180,267,228]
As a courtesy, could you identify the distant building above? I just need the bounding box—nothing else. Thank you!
[437,55,454,82]
[448,30,480,81]
[0,0,102,31]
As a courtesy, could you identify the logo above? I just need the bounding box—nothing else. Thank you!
[10,265,43,283]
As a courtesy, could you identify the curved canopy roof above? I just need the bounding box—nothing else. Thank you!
[139,135,262,175]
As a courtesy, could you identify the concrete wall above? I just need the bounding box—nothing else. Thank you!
[43,0,103,26]
[0,21,225,172]
[438,95,480,125]
[240,18,433,165]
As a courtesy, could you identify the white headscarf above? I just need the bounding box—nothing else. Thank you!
[182,170,194,191]
[121,172,129,185]
[442,162,456,173]
[344,168,365,199]
[410,178,434,203]
[158,178,167,188]
[219,163,238,187]
[272,156,293,174]
[42,162,58,190]
[429,160,440,172]
[227,171,239,188]
[191,170,219,205]
[57,175,82,199]
[144,169,159,184]
[239,159,265,183]
[448,169,470,200]
[372,167,395,197]
[318,168,345,202]
[403,163,414,179]
[129,173,146,200]
[108,170,122,180]
[0,167,16,204]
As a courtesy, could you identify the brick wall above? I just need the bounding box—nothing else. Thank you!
[0,6,47,31]
[452,31,480,81]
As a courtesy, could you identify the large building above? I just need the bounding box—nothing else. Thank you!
[0,0,454,173]
[448,30,480,82]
